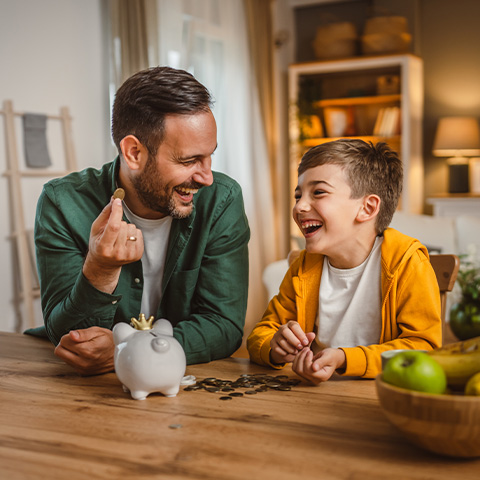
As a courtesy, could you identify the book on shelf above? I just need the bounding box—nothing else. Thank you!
[373,107,400,137]
[373,108,385,136]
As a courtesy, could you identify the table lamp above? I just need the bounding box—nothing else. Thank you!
[433,116,480,193]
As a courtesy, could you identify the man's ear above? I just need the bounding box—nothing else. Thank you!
[357,194,381,223]
[120,135,147,171]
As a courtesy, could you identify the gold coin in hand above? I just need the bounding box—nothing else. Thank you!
[113,188,125,200]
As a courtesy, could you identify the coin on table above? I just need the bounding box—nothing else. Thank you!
[206,387,220,393]
[266,381,282,388]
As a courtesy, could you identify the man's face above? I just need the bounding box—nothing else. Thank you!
[132,110,216,219]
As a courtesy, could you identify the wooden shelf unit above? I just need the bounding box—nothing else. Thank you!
[288,54,424,243]
[314,93,401,108]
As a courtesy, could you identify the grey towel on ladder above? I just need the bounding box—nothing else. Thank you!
[22,113,52,168]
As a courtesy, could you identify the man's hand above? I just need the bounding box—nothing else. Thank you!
[292,347,346,385]
[54,327,115,376]
[270,321,316,364]
[83,197,144,293]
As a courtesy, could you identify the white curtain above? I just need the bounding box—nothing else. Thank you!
[156,0,279,344]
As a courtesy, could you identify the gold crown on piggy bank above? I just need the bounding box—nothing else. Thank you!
[130,313,155,330]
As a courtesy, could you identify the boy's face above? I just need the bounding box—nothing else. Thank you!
[293,163,367,265]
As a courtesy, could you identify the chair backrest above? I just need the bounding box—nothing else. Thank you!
[429,254,460,342]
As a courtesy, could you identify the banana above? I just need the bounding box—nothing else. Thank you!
[433,335,480,355]
[427,336,480,388]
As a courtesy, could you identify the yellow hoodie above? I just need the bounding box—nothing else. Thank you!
[247,228,442,378]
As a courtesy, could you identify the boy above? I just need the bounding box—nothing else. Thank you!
[247,139,441,384]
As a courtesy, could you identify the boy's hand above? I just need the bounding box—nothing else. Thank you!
[270,321,315,364]
[292,347,346,385]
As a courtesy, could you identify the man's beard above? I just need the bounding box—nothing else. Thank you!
[131,155,201,219]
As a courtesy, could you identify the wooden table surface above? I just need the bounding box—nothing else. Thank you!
[0,332,478,480]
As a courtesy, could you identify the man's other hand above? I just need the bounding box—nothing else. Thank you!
[55,327,115,376]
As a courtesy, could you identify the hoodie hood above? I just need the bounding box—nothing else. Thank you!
[381,227,429,279]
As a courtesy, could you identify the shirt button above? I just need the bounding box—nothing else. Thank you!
[134,278,141,284]
[112,300,118,304]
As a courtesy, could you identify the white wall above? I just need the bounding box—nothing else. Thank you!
[0,0,111,332]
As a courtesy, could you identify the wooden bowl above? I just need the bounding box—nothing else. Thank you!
[376,375,480,457]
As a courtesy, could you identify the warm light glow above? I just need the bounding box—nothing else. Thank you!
[433,117,480,157]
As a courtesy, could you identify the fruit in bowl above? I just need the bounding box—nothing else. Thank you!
[427,335,480,389]
[465,372,480,396]
[376,376,480,457]
[382,350,447,394]
[376,338,480,457]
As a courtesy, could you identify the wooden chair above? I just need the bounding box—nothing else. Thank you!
[429,254,460,342]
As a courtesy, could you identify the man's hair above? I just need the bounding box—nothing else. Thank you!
[111,66,213,156]
[298,139,403,233]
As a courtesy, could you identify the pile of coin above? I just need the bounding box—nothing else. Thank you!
[183,373,302,400]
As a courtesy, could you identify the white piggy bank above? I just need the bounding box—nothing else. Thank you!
[113,318,186,400]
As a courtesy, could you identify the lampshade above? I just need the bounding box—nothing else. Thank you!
[433,116,480,157]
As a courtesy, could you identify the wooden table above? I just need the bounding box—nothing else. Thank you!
[1,333,478,479]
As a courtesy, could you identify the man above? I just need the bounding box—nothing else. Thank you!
[34,66,250,375]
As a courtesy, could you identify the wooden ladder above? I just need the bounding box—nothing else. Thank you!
[1,99,77,330]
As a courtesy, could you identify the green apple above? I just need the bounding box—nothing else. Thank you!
[382,351,447,394]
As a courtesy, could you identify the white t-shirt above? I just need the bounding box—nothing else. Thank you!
[313,236,383,352]
[123,203,172,318]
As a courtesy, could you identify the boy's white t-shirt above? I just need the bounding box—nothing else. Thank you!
[313,236,383,352]
[123,203,172,318]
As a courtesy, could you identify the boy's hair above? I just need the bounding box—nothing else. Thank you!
[111,66,213,156]
[298,139,403,234]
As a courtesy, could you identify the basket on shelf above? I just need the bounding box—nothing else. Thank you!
[313,21,357,60]
[361,16,411,55]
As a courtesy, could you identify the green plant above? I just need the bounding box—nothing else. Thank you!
[449,248,480,340]
[456,254,480,302]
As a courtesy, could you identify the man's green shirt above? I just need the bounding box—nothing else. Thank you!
[34,158,250,364]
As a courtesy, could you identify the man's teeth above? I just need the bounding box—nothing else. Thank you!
[177,187,198,195]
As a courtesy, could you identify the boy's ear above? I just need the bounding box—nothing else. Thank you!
[120,135,147,171]
[357,194,381,223]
